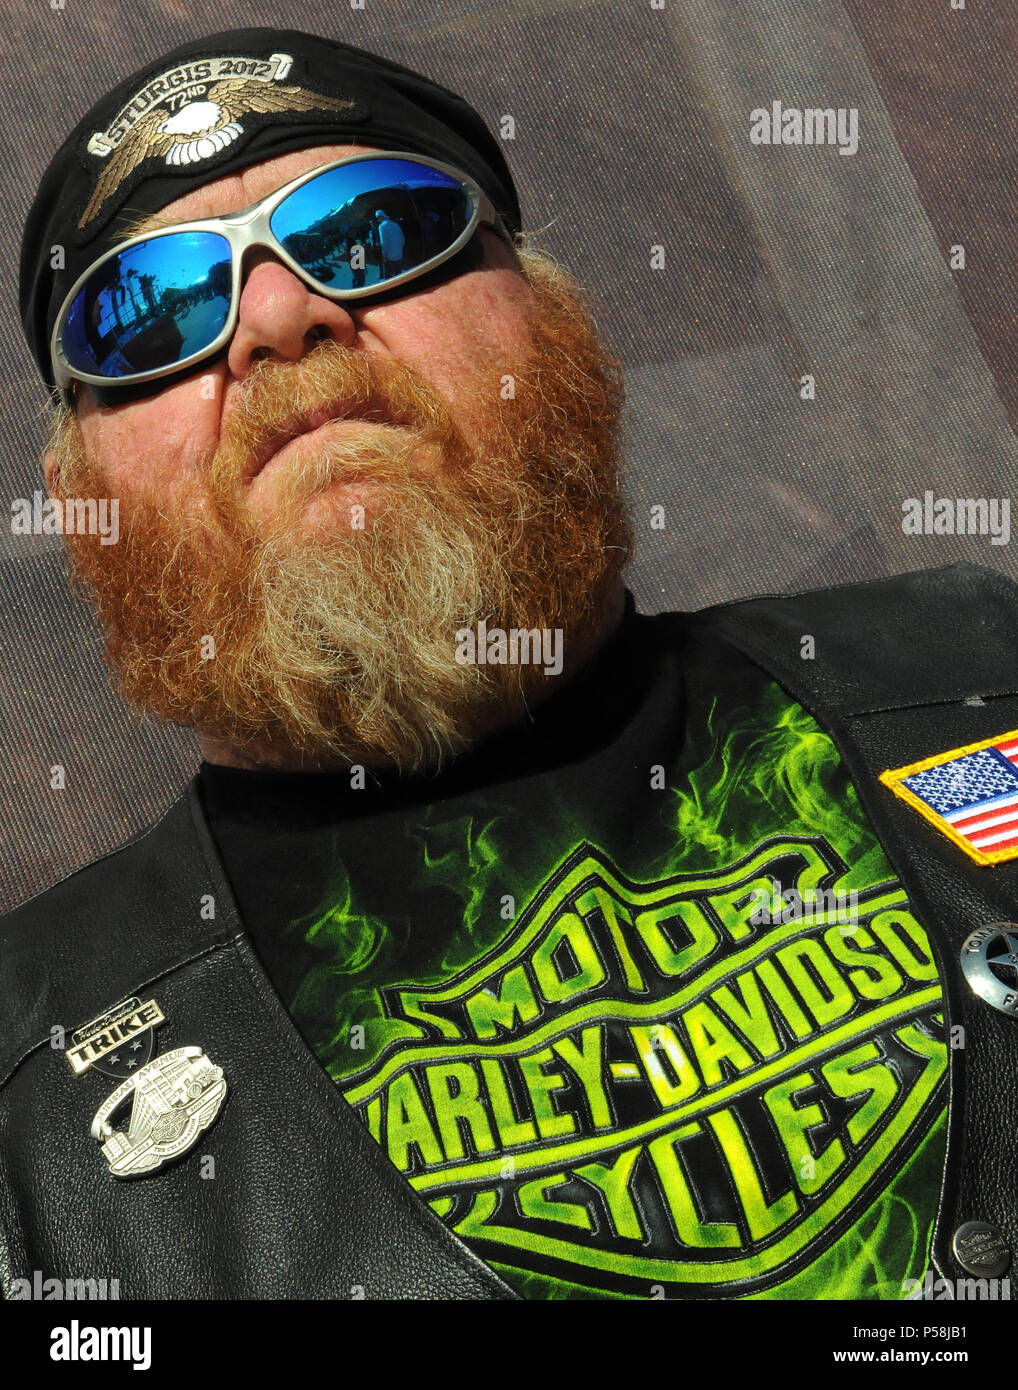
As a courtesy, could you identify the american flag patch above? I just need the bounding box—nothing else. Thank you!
[880,730,1018,865]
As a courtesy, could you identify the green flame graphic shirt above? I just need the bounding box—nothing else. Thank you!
[200,601,948,1300]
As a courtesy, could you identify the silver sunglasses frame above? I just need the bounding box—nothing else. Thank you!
[50,151,507,394]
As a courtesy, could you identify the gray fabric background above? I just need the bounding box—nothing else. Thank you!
[3,0,1017,911]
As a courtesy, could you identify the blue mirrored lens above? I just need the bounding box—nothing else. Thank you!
[270,158,473,290]
[62,231,232,378]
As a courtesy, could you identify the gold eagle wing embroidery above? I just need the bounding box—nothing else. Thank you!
[206,78,359,122]
[78,81,358,230]
[78,109,175,229]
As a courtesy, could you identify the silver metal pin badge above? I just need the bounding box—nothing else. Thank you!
[66,997,226,1177]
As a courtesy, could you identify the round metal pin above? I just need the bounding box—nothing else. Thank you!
[960,923,1018,1016]
[952,1221,1011,1278]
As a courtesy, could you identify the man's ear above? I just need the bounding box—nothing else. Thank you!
[42,450,62,498]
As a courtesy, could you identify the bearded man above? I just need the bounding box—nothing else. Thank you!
[4,27,1018,1305]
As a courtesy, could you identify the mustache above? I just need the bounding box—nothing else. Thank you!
[206,337,469,519]
[216,338,446,460]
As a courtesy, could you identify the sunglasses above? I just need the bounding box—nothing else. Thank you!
[51,152,508,396]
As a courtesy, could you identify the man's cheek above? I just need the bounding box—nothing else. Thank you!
[84,421,213,500]
[451,268,535,354]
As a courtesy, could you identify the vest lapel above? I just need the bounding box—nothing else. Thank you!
[178,780,521,1298]
[690,562,1018,1279]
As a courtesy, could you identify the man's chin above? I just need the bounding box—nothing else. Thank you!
[289,479,396,533]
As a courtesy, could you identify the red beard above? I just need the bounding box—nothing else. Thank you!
[51,249,631,773]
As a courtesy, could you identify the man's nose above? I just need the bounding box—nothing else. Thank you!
[226,252,358,379]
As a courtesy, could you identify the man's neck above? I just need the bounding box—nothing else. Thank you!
[198,579,628,773]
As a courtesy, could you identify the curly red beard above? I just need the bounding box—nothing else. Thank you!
[48,247,632,774]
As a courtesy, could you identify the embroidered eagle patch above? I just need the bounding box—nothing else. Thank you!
[79,52,361,231]
[880,730,1018,865]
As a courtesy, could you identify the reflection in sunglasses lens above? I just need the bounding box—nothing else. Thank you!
[63,230,232,378]
[270,159,472,290]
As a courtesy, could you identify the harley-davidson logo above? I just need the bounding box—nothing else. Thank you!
[340,837,947,1296]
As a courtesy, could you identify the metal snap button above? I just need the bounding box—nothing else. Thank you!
[952,1221,1011,1278]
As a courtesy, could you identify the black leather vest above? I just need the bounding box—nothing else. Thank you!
[2,562,1016,1298]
